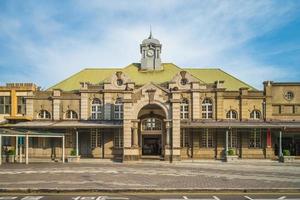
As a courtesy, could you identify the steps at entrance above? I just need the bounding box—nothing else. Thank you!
[140,155,163,161]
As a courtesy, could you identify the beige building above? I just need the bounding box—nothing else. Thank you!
[1,34,300,163]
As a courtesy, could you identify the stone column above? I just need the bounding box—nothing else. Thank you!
[122,92,139,161]
[132,120,139,148]
[164,120,172,161]
[265,128,273,159]
[170,92,181,161]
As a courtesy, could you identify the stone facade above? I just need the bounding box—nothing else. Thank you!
[1,35,300,162]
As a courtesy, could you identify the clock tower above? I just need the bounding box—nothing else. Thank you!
[140,31,162,71]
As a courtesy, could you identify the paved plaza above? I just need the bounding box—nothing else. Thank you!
[0,160,299,191]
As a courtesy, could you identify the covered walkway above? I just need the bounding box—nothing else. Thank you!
[0,128,65,165]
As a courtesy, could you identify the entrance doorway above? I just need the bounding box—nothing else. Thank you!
[142,135,161,155]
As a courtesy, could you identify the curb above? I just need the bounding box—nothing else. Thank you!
[1,188,300,194]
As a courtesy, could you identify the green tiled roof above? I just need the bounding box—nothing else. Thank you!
[48,63,256,91]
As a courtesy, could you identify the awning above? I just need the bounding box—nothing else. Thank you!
[0,120,123,129]
[181,120,300,129]
[0,128,64,137]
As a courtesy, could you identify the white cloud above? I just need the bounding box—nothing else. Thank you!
[0,0,299,89]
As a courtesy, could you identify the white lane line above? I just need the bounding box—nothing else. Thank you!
[0,197,18,200]
[213,196,220,200]
[183,197,188,199]
[244,196,254,200]
[278,197,286,200]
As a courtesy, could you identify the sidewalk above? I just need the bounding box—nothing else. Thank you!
[0,161,299,193]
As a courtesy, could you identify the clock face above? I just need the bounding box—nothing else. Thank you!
[147,49,154,57]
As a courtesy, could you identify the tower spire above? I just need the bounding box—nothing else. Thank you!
[148,25,152,39]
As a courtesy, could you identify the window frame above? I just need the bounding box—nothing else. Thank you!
[226,110,238,120]
[114,98,123,120]
[38,110,51,119]
[0,96,11,114]
[180,98,189,119]
[250,109,261,120]
[17,96,26,115]
[201,128,214,148]
[249,128,262,148]
[65,110,78,120]
[141,118,162,131]
[91,98,103,120]
[202,98,213,119]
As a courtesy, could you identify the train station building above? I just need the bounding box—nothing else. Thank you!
[1,33,300,163]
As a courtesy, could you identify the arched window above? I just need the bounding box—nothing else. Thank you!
[142,118,162,131]
[226,110,238,120]
[250,109,261,120]
[65,110,78,120]
[114,98,123,119]
[202,98,213,119]
[38,110,51,119]
[180,98,189,119]
[91,98,102,120]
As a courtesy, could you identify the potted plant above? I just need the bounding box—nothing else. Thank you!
[226,148,238,162]
[7,149,16,163]
[279,149,295,163]
[67,149,80,162]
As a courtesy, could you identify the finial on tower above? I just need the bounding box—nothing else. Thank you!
[148,25,152,39]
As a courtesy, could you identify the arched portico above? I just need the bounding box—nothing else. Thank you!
[137,104,166,157]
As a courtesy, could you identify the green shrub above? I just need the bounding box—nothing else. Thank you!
[7,149,15,156]
[70,149,76,156]
[227,148,235,156]
[283,149,290,156]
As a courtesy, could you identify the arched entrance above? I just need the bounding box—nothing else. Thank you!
[138,104,166,157]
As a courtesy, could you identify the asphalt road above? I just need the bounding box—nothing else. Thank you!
[0,193,300,200]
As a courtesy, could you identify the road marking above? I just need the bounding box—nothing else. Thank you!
[21,197,44,200]
[0,198,17,200]
[183,196,188,199]
[278,197,286,200]
[213,196,220,200]
[244,196,254,200]
[72,196,129,200]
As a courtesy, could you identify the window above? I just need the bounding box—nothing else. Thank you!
[114,98,123,119]
[228,130,238,148]
[91,129,101,149]
[180,98,189,119]
[249,129,261,148]
[180,78,188,85]
[0,96,11,114]
[142,118,162,131]
[284,91,294,101]
[91,98,102,120]
[202,98,213,119]
[17,96,26,115]
[116,79,123,86]
[226,110,238,120]
[180,129,189,148]
[65,110,78,120]
[38,110,51,119]
[65,130,75,148]
[114,128,123,148]
[201,129,214,148]
[250,110,261,120]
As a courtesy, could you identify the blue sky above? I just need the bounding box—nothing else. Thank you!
[0,0,299,90]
